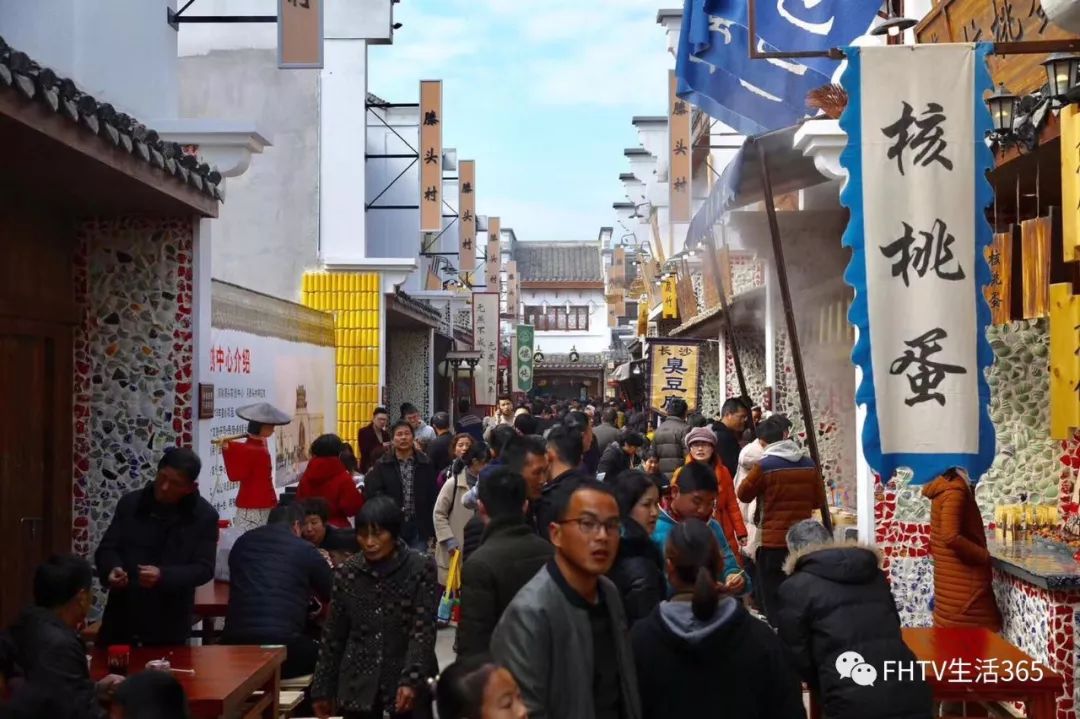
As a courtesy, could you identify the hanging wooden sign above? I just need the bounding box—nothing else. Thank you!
[1049,283,1080,440]
[419,80,443,233]
[1021,216,1051,319]
[983,229,1013,325]
[485,217,502,291]
[459,160,477,272]
[669,70,692,223]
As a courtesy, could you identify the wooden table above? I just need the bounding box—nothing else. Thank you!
[92,645,284,719]
[903,628,1063,719]
[195,580,230,617]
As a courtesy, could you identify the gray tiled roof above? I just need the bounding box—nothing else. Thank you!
[0,35,223,201]
[514,242,603,283]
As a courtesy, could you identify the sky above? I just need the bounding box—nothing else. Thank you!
[367,0,673,243]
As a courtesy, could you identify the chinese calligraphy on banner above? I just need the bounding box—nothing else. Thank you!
[459,160,477,272]
[514,325,534,393]
[505,260,519,317]
[473,293,500,406]
[419,80,443,233]
[840,44,995,484]
[662,276,679,319]
[1049,283,1080,440]
[485,217,502,291]
[669,70,692,223]
[649,340,702,412]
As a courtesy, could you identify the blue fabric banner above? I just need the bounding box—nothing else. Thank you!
[675,0,881,136]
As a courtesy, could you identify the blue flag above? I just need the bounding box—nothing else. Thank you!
[676,0,881,136]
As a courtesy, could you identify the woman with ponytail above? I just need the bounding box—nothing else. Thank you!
[630,519,804,719]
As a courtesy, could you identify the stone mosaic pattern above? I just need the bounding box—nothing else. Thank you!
[730,253,765,295]
[775,327,856,509]
[699,344,720,415]
[722,326,767,411]
[983,320,1063,514]
[386,329,432,418]
[72,218,196,558]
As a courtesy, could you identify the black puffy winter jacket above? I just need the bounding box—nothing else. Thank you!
[607,519,664,628]
[776,543,933,719]
[223,523,333,644]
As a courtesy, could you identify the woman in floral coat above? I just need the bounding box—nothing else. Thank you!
[312,497,439,719]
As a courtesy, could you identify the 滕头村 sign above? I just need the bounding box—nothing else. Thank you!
[840,43,995,484]
[203,327,335,520]
[419,80,443,233]
[648,339,702,412]
[473,293,500,406]
[278,0,323,69]
[459,160,477,272]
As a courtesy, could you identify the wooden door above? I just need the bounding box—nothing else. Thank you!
[0,317,72,626]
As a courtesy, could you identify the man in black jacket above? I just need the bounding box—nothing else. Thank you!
[596,432,645,479]
[777,520,932,719]
[711,397,750,478]
[223,503,332,678]
[363,420,438,550]
[6,555,123,719]
[426,412,455,474]
[94,448,219,647]
[534,424,592,542]
[458,468,553,658]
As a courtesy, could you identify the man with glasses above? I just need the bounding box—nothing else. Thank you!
[491,480,642,719]
[652,460,747,596]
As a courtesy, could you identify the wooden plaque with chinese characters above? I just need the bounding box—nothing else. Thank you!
[649,340,702,412]
[1048,283,1080,440]
[983,230,1013,325]
[669,71,692,223]
[676,259,699,320]
[485,217,501,291]
[505,260,518,317]
[278,0,323,68]
[419,80,443,232]
[459,160,477,272]
[915,0,1067,96]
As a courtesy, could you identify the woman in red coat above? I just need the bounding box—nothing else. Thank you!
[297,434,365,528]
[671,426,748,563]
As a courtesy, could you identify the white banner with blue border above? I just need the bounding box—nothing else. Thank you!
[840,43,996,485]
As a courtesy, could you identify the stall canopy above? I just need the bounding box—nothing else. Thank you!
[685,124,831,250]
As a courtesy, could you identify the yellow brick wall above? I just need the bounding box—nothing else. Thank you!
[302,272,381,444]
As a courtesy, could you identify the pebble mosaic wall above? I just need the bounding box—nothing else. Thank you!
[72,218,195,559]
[386,329,432,419]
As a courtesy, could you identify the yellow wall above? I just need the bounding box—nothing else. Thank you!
[302,272,381,445]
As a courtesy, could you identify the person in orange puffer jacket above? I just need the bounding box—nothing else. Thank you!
[922,468,1001,631]
[296,434,364,528]
[671,426,748,565]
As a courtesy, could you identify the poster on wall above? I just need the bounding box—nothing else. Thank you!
[840,43,995,485]
[204,327,336,520]
[648,339,702,412]
[473,293,500,406]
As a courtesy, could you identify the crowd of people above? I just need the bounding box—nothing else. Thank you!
[0,394,942,719]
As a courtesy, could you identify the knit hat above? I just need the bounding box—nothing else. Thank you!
[684,427,717,449]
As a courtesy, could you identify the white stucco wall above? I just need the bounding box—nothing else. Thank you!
[521,288,610,355]
[0,0,179,119]
[178,49,320,302]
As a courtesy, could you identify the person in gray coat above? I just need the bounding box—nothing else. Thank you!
[592,407,621,454]
[652,399,691,476]
[491,480,642,719]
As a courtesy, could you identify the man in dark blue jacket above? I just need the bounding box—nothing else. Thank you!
[223,503,333,678]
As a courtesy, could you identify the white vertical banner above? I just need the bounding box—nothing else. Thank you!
[472,293,500,406]
[841,44,995,484]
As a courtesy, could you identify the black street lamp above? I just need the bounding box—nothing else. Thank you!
[987,83,1019,137]
[569,346,580,363]
[533,345,545,363]
[1042,53,1080,103]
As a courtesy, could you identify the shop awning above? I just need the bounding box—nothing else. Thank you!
[685,124,831,251]
[611,362,632,382]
